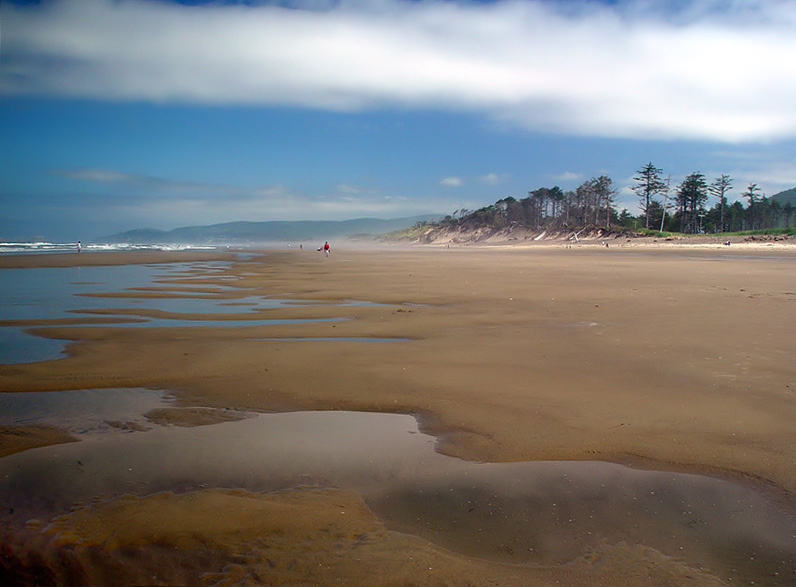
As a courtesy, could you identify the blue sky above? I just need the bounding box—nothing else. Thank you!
[2,0,795,241]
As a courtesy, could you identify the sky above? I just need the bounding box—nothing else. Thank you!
[2,0,796,241]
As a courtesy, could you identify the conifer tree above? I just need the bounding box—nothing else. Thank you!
[709,174,733,232]
[632,162,666,229]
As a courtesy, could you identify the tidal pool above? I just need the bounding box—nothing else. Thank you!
[247,337,411,342]
[0,262,397,364]
[1,265,169,363]
[1,399,794,585]
[0,388,171,434]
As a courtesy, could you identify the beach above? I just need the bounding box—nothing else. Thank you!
[1,242,795,585]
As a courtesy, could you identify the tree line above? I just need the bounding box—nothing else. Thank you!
[632,163,794,233]
[436,163,794,234]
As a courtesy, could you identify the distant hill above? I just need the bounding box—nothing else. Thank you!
[771,187,796,206]
[96,216,440,244]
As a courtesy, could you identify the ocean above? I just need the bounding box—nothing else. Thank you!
[0,241,219,255]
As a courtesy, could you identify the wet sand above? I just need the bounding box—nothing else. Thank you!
[0,249,237,268]
[1,243,795,585]
[4,488,727,587]
[0,425,77,458]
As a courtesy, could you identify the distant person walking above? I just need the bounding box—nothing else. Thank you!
[323,241,330,257]
[76,241,82,253]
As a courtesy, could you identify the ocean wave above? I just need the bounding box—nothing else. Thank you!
[0,242,222,255]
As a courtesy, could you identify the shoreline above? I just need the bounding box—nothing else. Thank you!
[1,233,795,270]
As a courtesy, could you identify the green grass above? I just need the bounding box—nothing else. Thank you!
[629,228,678,238]
[628,227,795,238]
[715,227,795,237]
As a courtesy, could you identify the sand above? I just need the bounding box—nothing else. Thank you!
[1,487,723,587]
[1,242,795,585]
[0,249,237,269]
[3,487,727,586]
[0,425,77,458]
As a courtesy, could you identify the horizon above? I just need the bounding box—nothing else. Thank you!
[1,213,443,244]
[2,0,795,242]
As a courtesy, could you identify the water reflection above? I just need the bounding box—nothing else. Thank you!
[0,327,68,364]
[247,337,410,342]
[0,388,170,434]
[1,265,167,363]
[0,263,390,364]
[71,316,350,329]
[0,265,164,322]
[1,408,794,584]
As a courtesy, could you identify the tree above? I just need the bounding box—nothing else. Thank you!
[632,162,666,229]
[743,183,762,230]
[592,175,618,228]
[618,208,634,228]
[767,198,782,228]
[675,173,708,233]
[495,196,516,227]
[573,182,591,226]
[646,200,665,232]
[709,174,732,232]
[727,200,745,231]
[548,186,565,222]
[568,176,617,227]
[562,190,576,225]
[527,188,550,228]
[783,202,795,228]
[659,174,672,232]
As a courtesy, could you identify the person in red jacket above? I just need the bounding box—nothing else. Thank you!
[323,241,330,257]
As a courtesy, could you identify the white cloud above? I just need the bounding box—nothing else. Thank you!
[550,171,583,183]
[54,167,280,197]
[52,166,444,221]
[3,0,796,142]
[440,176,465,187]
[114,190,440,225]
[55,168,139,183]
[480,173,506,185]
[53,167,219,193]
[334,183,381,196]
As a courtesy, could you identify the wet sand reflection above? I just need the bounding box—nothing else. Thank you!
[1,408,794,584]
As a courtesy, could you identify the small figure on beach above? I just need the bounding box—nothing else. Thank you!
[323,241,330,257]
[76,241,82,253]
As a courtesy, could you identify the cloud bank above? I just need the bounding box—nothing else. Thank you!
[3,0,795,142]
[49,166,448,223]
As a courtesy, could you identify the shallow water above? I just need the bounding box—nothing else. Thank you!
[0,265,164,322]
[1,399,794,584]
[0,388,170,434]
[0,263,395,364]
[0,327,68,364]
[0,265,167,362]
[0,263,299,322]
[247,337,410,342]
